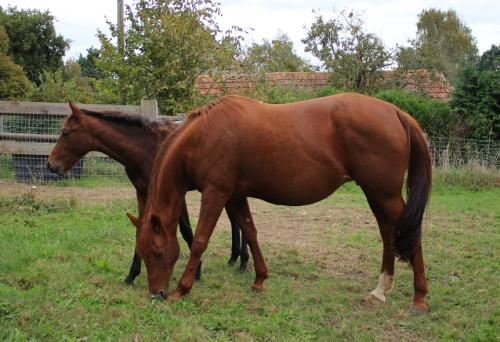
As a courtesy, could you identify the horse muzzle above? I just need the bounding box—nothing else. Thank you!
[47,160,66,177]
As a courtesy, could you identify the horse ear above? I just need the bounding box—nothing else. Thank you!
[68,102,81,118]
[151,214,161,232]
[126,212,140,230]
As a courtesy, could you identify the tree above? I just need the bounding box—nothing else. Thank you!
[97,0,245,114]
[397,8,478,84]
[0,6,69,83]
[77,47,102,79]
[0,24,31,100]
[302,9,392,92]
[451,45,500,139]
[244,33,311,72]
[28,60,95,103]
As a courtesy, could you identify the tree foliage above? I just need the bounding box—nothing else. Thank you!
[451,45,500,140]
[0,6,69,83]
[28,60,95,103]
[0,24,30,100]
[77,47,102,79]
[244,33,311,72]
[375,89,456,137]
[97,0,245,114]
[397,8,478,84]
[302,9,392,92]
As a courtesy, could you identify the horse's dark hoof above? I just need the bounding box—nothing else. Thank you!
[124,275,135,285]
[410,304,429,316]
[228,258,237,266]
[251,283,265,292]
[238,264,248,273]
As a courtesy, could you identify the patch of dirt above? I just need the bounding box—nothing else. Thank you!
[184,192,379,278]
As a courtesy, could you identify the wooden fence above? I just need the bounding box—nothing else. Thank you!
[0,99,189,183]
[0,100,162,158]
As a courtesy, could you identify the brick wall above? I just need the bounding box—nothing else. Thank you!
[194,71,452,100]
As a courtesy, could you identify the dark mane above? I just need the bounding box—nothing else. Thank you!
[80,108,178,135]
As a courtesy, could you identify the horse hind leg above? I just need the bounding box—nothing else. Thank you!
[364,192,405,304]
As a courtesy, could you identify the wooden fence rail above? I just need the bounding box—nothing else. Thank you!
[0,99,175,157]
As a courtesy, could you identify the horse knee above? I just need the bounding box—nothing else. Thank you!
[191,237,209,257]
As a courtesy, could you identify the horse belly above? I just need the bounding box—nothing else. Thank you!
[241,158,348,206]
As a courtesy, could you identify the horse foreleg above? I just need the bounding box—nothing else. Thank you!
[178,199,202,280]
[239,235,249,272]
[227,197,268,290]
[124,250,142,285]
[226,208,241,266]
[124,192,145,284]
[167,186,228,300]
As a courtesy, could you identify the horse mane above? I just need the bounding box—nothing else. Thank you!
[80,109,178,136]
[185,95,254,121]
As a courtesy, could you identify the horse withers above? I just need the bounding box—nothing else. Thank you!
[129,93,432,314]
[47,103,249,285]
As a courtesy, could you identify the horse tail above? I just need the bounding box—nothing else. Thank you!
[394,110,432,262]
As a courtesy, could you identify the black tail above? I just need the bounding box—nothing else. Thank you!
[394,111,432,262]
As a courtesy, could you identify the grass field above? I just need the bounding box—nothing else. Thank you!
[0,182,498,341]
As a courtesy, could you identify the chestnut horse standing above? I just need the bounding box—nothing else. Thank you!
[47,103,249,284]
[128,93,432,313]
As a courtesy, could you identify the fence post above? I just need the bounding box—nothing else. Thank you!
[0,114,3,133]
[140,99,158,119]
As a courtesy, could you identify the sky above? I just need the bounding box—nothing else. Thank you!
[1,0,498,65]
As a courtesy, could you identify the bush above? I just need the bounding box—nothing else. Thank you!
[375,90,456,136]
[27,67,94,104]
[451,45,500,140]
[316,86,345,97]
[262,85,317,104]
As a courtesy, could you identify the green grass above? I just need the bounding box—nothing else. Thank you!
[0,186,499,341]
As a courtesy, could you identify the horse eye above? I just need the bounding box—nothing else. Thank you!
[61,131,69,139]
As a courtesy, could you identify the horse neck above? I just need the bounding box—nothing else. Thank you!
[82,115,159,176]
[150,133,188,207]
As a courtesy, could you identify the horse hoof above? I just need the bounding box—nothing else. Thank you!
[366,293,385,305]
[123,276,135,285]
[251,283,264,292]
[228,258,237,266]
[166,290,183,301]
[238,265,248,273]
[410,304,429,316]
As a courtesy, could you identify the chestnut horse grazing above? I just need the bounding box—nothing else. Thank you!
[128,93,432,313]
[47,103,248,284]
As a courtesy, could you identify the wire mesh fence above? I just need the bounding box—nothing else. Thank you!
[0,101,498,185]
[429,136,499,169]
[0,100,162,185]
[0,112,129,184]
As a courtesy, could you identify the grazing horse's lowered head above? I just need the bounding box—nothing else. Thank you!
[127,208,181,298]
